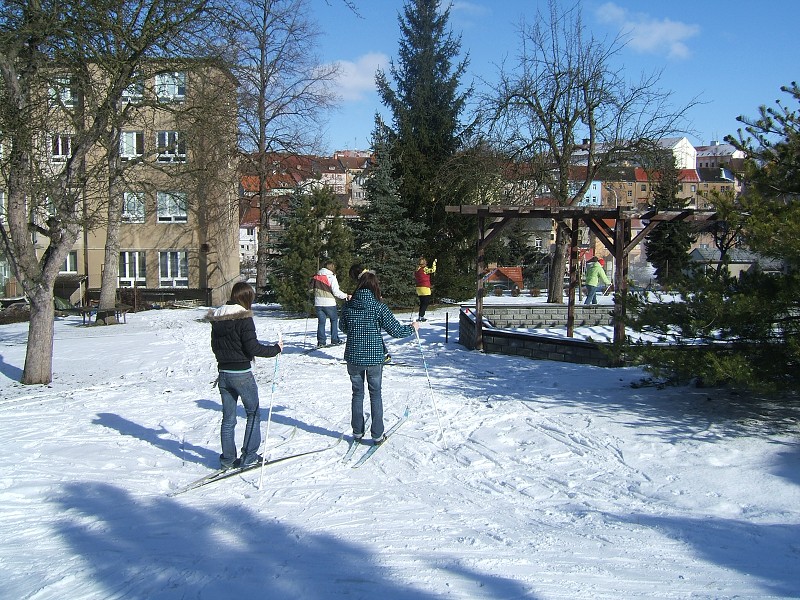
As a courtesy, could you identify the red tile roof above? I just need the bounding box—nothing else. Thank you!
[484,266,524,289]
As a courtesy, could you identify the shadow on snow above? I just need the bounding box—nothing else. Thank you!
[52,481,537,599]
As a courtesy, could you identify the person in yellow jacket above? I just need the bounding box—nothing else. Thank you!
[584,256,610,305]
[414,257,437,321]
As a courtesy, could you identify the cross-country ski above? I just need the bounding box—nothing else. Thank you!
[351,407,410,468]
[169,431,342,496]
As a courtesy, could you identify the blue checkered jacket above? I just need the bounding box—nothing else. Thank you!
[340,289,415,365]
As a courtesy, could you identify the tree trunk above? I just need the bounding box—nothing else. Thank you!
[98,190,122,324]
[99,143,123,318]
[256,209,270,293]
[547,224,569,303]
[23,291,57,385]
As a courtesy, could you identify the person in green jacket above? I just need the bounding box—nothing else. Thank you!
[340,271,419,444]
[584,256,611,305]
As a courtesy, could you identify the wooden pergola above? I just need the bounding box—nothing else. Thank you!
[445,204,717,350]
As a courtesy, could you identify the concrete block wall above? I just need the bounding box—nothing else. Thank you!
[479,303,613,329]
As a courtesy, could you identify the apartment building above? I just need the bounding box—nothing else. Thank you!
[24,63,241,306]
[695,140,745,170]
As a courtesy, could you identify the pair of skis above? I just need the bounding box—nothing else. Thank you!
[170,408,410,495]
[342,407,410,468]
[169,428,342,496]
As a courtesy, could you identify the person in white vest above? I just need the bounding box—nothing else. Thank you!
[310,261,349,347]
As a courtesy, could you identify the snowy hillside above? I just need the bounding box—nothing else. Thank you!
[0,304,798,599]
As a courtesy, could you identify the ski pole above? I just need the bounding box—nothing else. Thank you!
[303,305,310,349]
[258,332,281,490]
[414,326,447,449]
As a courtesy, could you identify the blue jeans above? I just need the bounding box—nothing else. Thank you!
[584,285,599,305]
[316,305,340,345]
[218,370,261,464]
[347,363,384,439]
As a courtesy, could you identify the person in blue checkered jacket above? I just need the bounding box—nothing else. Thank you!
[340,271,419,444]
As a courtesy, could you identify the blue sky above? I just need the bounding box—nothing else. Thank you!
[312,0,798,154]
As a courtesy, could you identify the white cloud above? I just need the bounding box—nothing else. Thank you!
[449,1,492,31]
[450,1,491,18]
[332,52,390,102]
[595,2,700,60]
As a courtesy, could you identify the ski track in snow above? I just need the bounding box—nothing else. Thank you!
[0,306,798,599]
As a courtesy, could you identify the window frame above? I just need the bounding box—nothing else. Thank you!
[60,250,78,274]
[50,76,76,108]
[156,191,188,223]
[155,72,186,102]
[155,130,186,163]
[158,250,189,287]
[121,78,144,104]
[119,250,147,286]
[51,134,74,163]
[120,131,145,161]
[122,191,146,223]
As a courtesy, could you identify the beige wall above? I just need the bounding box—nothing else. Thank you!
[65,63,240,306]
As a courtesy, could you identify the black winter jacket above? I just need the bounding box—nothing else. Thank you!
[207,303,280,371]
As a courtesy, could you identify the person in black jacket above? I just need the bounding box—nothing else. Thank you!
[207,282,282,469]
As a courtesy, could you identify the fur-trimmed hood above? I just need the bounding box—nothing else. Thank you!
[206,303,253,322]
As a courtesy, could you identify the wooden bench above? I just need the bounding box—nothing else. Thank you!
[79,304,132,325]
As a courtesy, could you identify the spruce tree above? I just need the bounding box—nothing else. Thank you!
[273,186,353,313]
[354,124,424,307]
[644,157,695,287]
[375,0,470,293]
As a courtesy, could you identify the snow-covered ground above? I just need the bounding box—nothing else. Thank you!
[0,302,798,599]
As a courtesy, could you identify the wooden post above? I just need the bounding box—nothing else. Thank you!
[613,217,627,346]
[566,217,579,337]
[475,215,485,351]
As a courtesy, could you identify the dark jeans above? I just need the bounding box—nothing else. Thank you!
[347,363,384,439]
[218,370,261,464]
[316,305,340,345]
[418,295,431,319]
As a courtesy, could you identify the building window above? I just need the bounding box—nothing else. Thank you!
[61,250,78,273]
[121,78,144,103]
[122,191,145,223]
[534,237,543,250]
[155,72,186,102]
[119,251,146,286]
[156,130,186,163]
[120,131,144,160]
[51,134,73,162]
[157,191,187,223]
[159,250,188,287]
[50,77,76,108]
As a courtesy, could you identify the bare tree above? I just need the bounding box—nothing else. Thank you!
[485,0,694,302]
[0,0,211,384]
[225,0,338,293]
[93,2,222,319]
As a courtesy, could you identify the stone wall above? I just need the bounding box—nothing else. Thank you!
[459,305,615,367]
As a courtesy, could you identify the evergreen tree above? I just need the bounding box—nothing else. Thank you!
[375,0,470,296]
[354,124,424,307]
[273,186,353,313]
[624,84,800,391]
[644,157,695,287]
